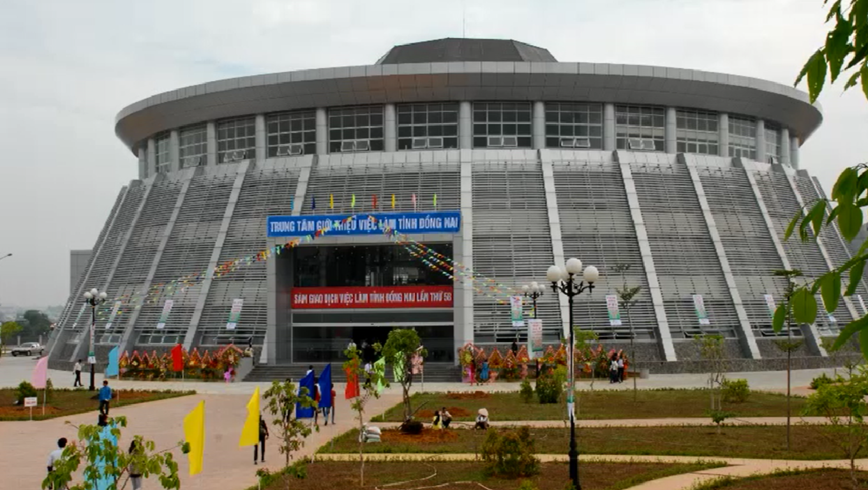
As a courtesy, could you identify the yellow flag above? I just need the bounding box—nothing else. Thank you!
[391,194,395,209]
[329,194,334,209]
[239,387,260,447]
[183,400,205,476]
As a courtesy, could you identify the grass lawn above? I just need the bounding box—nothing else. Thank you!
[0,388,194,421]
[261,460,723,490]
[378,389,807,422]
[692,469,868,489]
[321,425,853,460]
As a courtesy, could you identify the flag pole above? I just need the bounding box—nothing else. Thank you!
[42,388,46,415]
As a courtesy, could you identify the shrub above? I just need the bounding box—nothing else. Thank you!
[401,420,423,434]
[15,381,37,405]
[721,378,750,403]
[519,379,534,403]
[518,480,539,490]
[810,373,834,390]
[480,427,540,478]
[535,366,565,404]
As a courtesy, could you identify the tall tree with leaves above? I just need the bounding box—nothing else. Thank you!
[771,269,807,450]
[381,328,427,423]
[262,380,316,490]
[0,321,22,354]
[343,343,388,487]
[612,264,642,401]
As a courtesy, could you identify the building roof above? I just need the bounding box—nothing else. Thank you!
[376,38,558,64]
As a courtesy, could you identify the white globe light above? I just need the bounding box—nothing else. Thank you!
[99,291,108,300]
[90,288,99,297]
[546,265,563,283]
[522,284,529,293]
[565,258,583,275]
[583,265,600,283]
[530,281,539,292]
[83,291,93,299]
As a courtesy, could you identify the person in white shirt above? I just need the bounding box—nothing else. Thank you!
[47,438,68,482]
[617,354,625,383]
[73,360,83,388]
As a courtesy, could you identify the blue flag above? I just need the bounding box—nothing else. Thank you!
[105,347,119,377]
[95,423,118,490]
[319,364,332,409]
[296,372,315,419]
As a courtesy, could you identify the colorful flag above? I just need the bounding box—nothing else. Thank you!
[433,193,438,208]
[374,357,386,394]
[318,364,333,409]
[372,194,378,209]
[392,352,404,383]
[311,196,316,211]
[412,193,417,211]
[391,194,396,209]
[171,344,184,372]
[329,194,334,209]
[344,364,360,399]
[351,194,356,208]
[31,356,48,389]
[183,400,205,476]
[239,387,260,447]
[95,422,118,490]
[296,372,315,419]
[105,347,120,377]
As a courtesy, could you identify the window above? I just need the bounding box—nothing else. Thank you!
[472,102,532,148]
[728,116,756,159]
[764,122,781,163]
[179,125,207,168]
[676,109,719,155]
[154,132,170,173]
[217,117,256,163]
[397,103,459,150]
[328,106,384,153]
[267,110,316,157]
[545,102,603,149]
[615,105,664,151]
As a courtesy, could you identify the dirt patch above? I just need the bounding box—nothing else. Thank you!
[444,391,489,400]
[380,428,459,444]
[0,405,62,416]
[416,407,471,419]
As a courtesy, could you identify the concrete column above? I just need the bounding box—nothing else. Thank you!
[315,108,327,155]
[780,128,791,166]
[615,151,677,361]
[755,119,766,163]
[603,103,616,151]
[184,161,250,350]
[459,102,472,149]
[457,149,474,360]
[790,136,800,169]
[255,114,266,163]
[147,138,156,176]
[169,130,180,172]
[532,101,545,149]
[384,103,396,152]
[206,121,217,166]
[665,107,677,154]
[138,147,147,179]
[718,113,729,157]
[682,154,761,359]
[539,150,570,337]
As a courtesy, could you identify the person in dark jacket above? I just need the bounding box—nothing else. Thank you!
[254,415,269,464]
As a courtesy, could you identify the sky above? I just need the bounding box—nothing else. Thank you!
[0,0,865,308]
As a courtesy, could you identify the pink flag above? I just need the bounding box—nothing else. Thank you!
[412,193,417,211]
[31,357,48,389]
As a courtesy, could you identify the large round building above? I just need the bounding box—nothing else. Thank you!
[48,38,862,376]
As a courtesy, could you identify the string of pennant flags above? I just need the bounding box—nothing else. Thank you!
[309,192,438,211]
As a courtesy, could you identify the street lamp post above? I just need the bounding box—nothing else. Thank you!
[547,258,599,490]
[83,288,108,391]
[522,281,544,319]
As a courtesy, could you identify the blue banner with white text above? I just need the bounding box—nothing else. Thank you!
[266,211,461,237]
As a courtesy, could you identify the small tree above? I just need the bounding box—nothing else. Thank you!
[803,368,868,490]
[572,328,598,411]
[613,264,642,401]
[43,416,187,490]
[262,379,316,490]
[381,328,427,423]
[0,321,22,354]
[771,269,806,451]
[694,334,727,411]
[343,344,388,487]
[821,336,842,378]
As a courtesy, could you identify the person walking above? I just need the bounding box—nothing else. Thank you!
[254,415,269,464]
[73,360,83,388]
[46,437,68,489]
[128,440,144,490]
[312,378,321,427]
[609,354,619,384]
[98,380,112,415]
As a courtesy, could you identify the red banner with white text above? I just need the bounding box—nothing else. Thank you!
[291,286,453,309]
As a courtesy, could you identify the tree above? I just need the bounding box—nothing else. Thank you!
[612,264,642,401]
[343,344,388,487]
[261,379,316,490]
[381,328,427,423]
[694,334,727,411]
[803,368,868,490]
[771,269,807,450]
[821,336,843,377]
[573,328,599,395]
[43,416,187,490]
[22,310,52,338]
[0,321,22,354]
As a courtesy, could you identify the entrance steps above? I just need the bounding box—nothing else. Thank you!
[243,362,461,383]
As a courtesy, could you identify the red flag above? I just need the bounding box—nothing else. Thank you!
[344,367,360,399]
[171,344,184,372]
[372,194,378,209]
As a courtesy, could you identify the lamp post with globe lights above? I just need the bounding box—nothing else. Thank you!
[522,281,544,319]
[547,258,599,490]
[83,288,108,391]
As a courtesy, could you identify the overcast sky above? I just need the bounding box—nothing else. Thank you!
[0,0,865,308]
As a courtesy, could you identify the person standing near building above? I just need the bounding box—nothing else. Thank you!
[254,415,269,464]
[617,352,625,383]
[73,360,83,388]
[330,383,336,424]
[98,380,112,415]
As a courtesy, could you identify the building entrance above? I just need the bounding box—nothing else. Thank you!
[292,325,453,363]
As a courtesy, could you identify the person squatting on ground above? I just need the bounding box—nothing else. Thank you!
[475,409,489,430]
[432,410,442,429]
[99,380,112,415]
[254,415,269,464]
[73,360,83,388]
[440,407,452,428]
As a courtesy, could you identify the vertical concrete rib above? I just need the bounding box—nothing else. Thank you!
[206,122,217,166]
[790,136,800,169]
[184,161,250,350]
[315,108,327,155]
[539,150,570,337]
[384,104,396,152]
[169,130,180,172]
[682,155,761,359]
[458,149,474,355]
[459,102,472,149]
[615,152,677,361]
[138,147,146,179]
[603,103,615,151]
[532,102,545,150]
[756,119,767,164]
[147,138,156,176]
[665,107,677,154]
[718,113,729,157]
[255,114,266,164]
[781,128,791,166]
[118,171,196,355]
